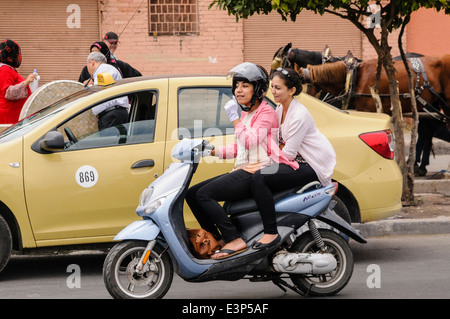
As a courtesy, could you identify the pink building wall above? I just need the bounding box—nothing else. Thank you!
[100,3,449,74]
[100,0,244,76]
[407,8,450,56]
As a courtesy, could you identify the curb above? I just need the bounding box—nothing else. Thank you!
[414,179,450,197]
[352,174,450,238]
[353,216,450,238]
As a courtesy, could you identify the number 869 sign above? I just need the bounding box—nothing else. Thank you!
[75,165,99,188]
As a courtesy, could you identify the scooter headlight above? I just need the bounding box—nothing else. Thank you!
[144,197,166,215]
[139,186,154,206]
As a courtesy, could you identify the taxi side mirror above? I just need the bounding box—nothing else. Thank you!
[40,131,65,152]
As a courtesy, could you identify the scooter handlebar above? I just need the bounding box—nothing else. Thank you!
[201,140,215,157]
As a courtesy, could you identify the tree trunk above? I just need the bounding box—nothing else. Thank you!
[398,15,417,204]
[370,57,383,113]
[376,10,409,203]
[327,4,412,202]
[404,74,418,204]
[380,56,408,202]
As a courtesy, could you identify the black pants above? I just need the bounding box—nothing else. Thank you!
[186,169,253,243]
[415,117,450,168]
[251,163,319,235]
[186,163,319,241]
[98,107,128,131]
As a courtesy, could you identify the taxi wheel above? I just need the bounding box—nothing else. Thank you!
[0,215,12,273]
[332,196,351,224]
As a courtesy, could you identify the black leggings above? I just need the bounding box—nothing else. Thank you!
[186,169,253,243]
[186,163,318,241]
[251,163,319,235]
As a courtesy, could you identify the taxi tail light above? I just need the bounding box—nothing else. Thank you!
[325,182,339,196]
[359,130,394,159]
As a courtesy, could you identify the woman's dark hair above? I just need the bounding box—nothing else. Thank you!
[90,41,111,60]
[270,67,302,96]
[0,39,22,68]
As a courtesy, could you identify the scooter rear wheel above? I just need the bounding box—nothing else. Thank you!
[103,240,173,299]
[289,230,354,296]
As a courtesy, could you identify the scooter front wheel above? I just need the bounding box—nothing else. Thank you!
[103,240,173,299]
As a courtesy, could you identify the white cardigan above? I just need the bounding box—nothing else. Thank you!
[276,98,336,186]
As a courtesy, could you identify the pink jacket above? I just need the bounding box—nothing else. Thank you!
[215,101,299,170]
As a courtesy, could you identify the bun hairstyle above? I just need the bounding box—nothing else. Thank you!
[271,67,302,96]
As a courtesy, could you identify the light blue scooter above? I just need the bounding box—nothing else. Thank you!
[102,139,366,299]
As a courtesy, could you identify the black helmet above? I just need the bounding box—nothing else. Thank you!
[228,62,269,111]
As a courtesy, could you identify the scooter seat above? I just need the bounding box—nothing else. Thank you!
[225,181,321,215]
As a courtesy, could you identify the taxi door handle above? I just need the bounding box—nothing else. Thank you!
[131,159,155,169]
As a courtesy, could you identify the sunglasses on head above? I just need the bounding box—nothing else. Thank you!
[276,67,290,76]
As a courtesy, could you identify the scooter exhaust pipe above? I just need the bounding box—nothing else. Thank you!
[272,250,337,274]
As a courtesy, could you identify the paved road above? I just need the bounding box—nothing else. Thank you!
[0,234,449,300]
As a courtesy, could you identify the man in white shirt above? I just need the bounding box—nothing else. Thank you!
[86,52,129,130]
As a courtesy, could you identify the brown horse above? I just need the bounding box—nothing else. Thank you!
[270,42,357,75]
[295,55,450,119]
[270,43,293,75]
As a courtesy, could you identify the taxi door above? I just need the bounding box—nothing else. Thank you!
[164,77,236,228]
[22,83,169,245]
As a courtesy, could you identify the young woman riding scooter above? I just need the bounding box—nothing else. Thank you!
[250,67,337,249]
[186,62,296,259]
[103,66,366,299]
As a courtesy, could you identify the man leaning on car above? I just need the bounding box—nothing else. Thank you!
[86,51,129,130]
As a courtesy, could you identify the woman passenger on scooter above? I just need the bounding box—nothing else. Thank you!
[249,67,337,250]
[186,62,293,260]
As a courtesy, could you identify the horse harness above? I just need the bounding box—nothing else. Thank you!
[275,44,449,122]
[332,57,450,122]
[408,58,450,122]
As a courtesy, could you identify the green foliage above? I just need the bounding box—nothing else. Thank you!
[210,0,450,28]
[209,0,274,21]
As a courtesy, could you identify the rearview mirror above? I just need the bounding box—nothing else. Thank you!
[40,131,65,152]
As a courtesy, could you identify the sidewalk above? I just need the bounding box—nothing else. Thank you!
[354,134,449,238]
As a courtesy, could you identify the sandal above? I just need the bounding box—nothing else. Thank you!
[211,247,248,260]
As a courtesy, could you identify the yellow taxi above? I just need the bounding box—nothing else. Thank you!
[0,74,402,272]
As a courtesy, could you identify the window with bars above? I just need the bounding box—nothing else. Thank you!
[148,0,199,36]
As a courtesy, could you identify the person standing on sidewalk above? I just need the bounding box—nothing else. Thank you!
[0,39,37,124]
[103,31,142,78]
[86,52,129,130]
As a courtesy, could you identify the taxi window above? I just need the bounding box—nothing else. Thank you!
[178,87,234,139]
[58,90,157,150]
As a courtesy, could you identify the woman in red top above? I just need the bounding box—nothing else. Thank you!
[0,39,37,124]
